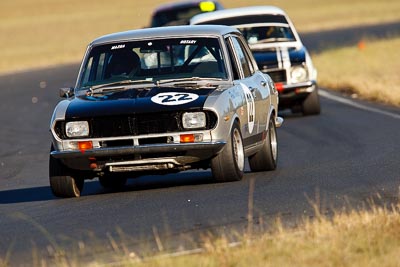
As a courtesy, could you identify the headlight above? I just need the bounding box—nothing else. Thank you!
[65,121,89,137]
[182,112,206,129]
[290,66,308,83]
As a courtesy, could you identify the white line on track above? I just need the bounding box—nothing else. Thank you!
[319,90,400,120]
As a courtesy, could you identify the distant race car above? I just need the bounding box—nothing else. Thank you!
[149,0,224,27]
[191,6,321,115]
[49,25,283,197]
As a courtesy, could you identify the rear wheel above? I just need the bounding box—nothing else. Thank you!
[302,87,321,115]
[49,147,84,198]
[249,117,277,171]
[211,121,244,182]
[98,175,127,189]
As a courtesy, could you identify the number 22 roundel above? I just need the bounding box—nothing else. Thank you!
[151,92,199,106]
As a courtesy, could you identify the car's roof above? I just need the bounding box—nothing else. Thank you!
[90,25,240,45]
[191,6,288,25]
[153,0,222,13]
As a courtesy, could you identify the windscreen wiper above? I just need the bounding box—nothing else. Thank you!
[156,77,224,86]
[88,80,154,94]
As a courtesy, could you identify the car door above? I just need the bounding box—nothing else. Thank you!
[226,35,267,144]
[235,35,273,133]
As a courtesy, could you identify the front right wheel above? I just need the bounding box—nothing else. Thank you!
[49,146,84,198]
[211,121,244,182]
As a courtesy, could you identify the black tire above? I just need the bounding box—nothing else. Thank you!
[248,117,277,171]
[211,121,244,182]
[98,175,127,189]
[49,148,84,198]
[302,87,321,115]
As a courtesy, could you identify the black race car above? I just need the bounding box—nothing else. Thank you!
[150,0,223,27]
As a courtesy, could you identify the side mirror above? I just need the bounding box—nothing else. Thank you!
[59,87,74,98]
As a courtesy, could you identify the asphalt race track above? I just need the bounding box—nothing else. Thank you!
[1,22,399,264]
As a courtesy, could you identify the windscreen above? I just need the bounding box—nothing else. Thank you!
[238,25,296,44]
[77,37,227,90]
[194,14,295,44]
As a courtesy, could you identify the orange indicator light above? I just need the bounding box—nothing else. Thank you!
[180,134,195,143]
[78,141,93,153]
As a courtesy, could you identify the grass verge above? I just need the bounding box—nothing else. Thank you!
[312,37,400,107]
[124,203,400,267]
[3,202,399,266]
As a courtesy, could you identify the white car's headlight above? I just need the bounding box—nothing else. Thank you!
[182,112,206,129]
[65,121,89,137]
[290,66,308,83]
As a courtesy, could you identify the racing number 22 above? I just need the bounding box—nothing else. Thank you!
[151,92,199,106]
[159,93,192,103]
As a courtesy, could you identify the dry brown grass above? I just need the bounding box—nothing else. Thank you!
[2,202,399,266]
[313,37,400,107]
[1,0,400,74]
[123,204,400,267]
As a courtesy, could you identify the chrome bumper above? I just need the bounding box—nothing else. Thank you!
[51,141,226,159]
[280,80,316,92]
[51,141,227,172]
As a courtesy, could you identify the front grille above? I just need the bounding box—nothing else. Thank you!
[101,139,134,147]
[264,69,287,83]
[91,116,136,138]
[54,111,217,139]
[138,137,170,145]
[90,113,180,138]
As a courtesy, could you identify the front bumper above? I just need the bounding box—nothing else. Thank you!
[277,81,317,108]
[51,141,226,172]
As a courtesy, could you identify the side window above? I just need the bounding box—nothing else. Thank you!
[241,39,258,75]
[81,52,108,86]
[238,36,257,74]
[81,57,93,85]
[225,37,240,80]
[231,37,252,78]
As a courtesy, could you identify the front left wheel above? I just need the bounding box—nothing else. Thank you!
[211,121,244,182]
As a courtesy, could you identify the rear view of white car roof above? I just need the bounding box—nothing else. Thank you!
[190,6,287,25]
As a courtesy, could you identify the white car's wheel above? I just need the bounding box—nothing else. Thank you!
[211,121,244,182]
[249,117,277,171]
[302,87,321,115]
